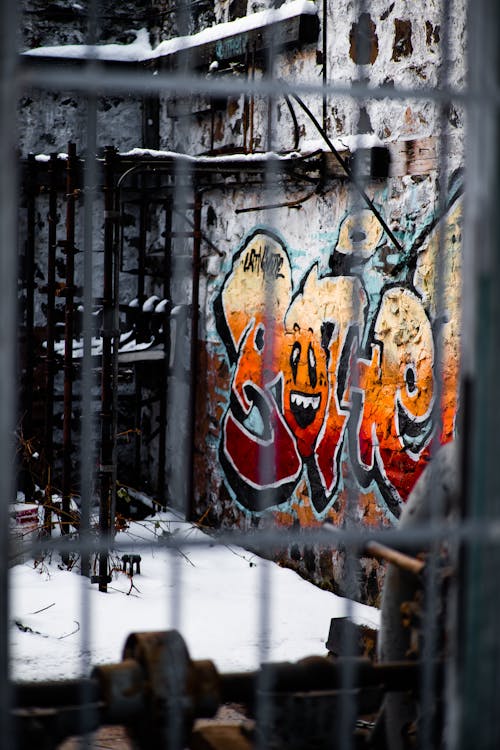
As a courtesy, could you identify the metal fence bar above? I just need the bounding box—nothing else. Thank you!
[419,2,455,747]
[459,0,500,746]
[18,61,477,105]
[78,3,100,744]
[0,1,19,747]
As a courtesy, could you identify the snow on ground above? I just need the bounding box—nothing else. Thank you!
[10,511,379,682]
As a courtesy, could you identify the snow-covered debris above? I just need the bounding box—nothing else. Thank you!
[142,294,161,312]
[10,511,379,681]
[155,299,170,314]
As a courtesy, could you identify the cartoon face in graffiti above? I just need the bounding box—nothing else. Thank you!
[282,269,330,458]
[282,268,367,512]
[285,324,325,431]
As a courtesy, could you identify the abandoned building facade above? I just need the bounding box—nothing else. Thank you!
[18,0,465,601]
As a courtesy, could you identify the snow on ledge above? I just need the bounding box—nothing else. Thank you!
[31,148,313,163]
[34,153,69,162]
[31,143,387,165]
[23,0,318,63]
[119,147,317,162]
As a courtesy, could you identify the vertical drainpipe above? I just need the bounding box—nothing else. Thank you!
[23,154,37,501]
[43,152,59,534]
[61,143,77,550]
[186,191,202,521]
[98,146,117,593]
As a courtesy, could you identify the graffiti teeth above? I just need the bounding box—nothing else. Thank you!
[290,391,321,429]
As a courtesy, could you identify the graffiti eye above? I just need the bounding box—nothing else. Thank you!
[254,324,265,352]
[308,344,317,389]
[290,342,301,381]
[405,364,417,395]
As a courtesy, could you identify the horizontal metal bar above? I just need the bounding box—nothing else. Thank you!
[18,56,482,106]
[13,679,101,709]
[13,517,500,559]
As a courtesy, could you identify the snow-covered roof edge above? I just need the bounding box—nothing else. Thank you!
[23,0,318,63]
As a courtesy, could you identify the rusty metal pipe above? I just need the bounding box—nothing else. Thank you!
[97,146,117,593]
[138,194,147,304]
[365,540,425,576]
[61,143,77,544]
[186,192,202,522]
[13,679,101,709]
[43,152,59,533]
[156,199,173,501]
[22,154,37,500]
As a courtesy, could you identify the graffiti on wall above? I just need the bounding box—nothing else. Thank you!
[214,193,461,520]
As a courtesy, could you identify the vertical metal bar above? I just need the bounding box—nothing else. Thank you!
[43,152,59,534]
[458,0,500,747]
[78,0,99,744]
[111,153,121,539]
[98,145,117,593]
[243,49,250,153]
[249,44,256,154]
[256,30,282,750]
[134,367,142,477]
[0,1,18,745]
[61,142,77,546]
[169,148,192,521]
[338,4,368,748]
[22,154,37,501]
[156,198,172,501]
[134,192,147,480]
[138,193,147,304]
[420,2,454,747]
[322,0,327,133]
[78,95,98,750]
[79,120,97,584]
[186,191,202,522]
